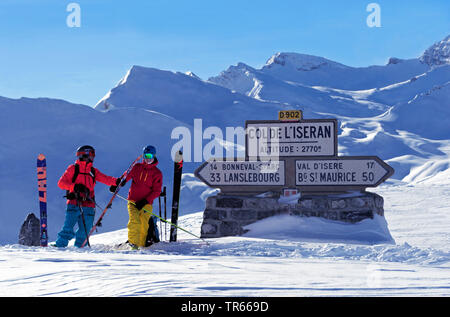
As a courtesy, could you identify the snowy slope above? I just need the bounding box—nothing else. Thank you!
[389,82,450,139]
[0,181,449,296]
[368,65,450,106]
[208,62,390,118]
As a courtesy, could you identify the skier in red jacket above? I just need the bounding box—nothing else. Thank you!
[120,145,163,249]
[53,145,120,248]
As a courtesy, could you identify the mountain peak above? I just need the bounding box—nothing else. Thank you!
[263,52,347,71]
[207,62,257,94]
[217,62,256,74]
[185,71,201,80]
[420,35,450,66]
[116,65,154,86]
[387,57,404,65]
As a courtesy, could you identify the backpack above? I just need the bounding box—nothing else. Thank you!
[71,163,96,184]
[66,163,96,199]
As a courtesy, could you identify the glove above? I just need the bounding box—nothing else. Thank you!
[135,198,148,211]
[66,192,76,200]
[109,177,122,193]
[73,183,88,193]
[120,179,127,187]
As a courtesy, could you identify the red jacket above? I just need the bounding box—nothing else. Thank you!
[58,160,118,207]
[125,159,163,205]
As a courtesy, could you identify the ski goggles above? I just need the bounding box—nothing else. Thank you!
[77,149,95,158]
[143,153,154,159]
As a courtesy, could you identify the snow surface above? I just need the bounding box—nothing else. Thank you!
[1,35,449,296]
[0,183,449,296]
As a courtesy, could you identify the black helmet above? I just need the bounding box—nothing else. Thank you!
[143,145,156,160]
[76,145,95,161]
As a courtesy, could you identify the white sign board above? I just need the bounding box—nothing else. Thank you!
[196,160,285,187]
[295,157,393,187]
[246,119,337,158]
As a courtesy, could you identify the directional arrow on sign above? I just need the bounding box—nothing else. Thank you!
[194,156,394,194]
[195,159,285,187]
[295,156,394,187]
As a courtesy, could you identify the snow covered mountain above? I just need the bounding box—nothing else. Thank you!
[1,34,449,247]
[210,53,430,93]
[95,35,450,181]
[420,35,450,67]
[208,36,449,179]
[94,66,284,127]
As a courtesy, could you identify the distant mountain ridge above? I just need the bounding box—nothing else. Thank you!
[211,35,449,91]
[209,53,430,92]
[93,34,450,185]
[95,35,449,137]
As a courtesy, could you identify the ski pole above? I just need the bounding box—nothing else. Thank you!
[91,200,107,231]
[163,187,167,241]
[160,186,167,241]
[158,195,162,241]
[81,154,143,248]
[76,199,91,248]
[116,194,210,245]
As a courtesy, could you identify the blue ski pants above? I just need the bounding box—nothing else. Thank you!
[55,204,95,248]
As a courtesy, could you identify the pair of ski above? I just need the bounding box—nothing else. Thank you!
[114,151,208,246]
[80,154,143,248]
[115,193,208,245]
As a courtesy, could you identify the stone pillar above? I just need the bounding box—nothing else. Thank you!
[200,192,384,238]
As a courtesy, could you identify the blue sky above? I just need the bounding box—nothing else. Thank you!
[0,0,448,106]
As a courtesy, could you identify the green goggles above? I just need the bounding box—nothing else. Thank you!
[144,153,154,159]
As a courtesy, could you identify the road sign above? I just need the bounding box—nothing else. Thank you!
[195,159,285,187]
[246,119,338,158]
[278,110,302,121]
[295,156,394,187]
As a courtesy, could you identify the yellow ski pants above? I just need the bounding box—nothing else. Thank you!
[127,201,153,247]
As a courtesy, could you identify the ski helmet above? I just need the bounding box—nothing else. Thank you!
[76,145,95,161]
[143,145,156,160]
